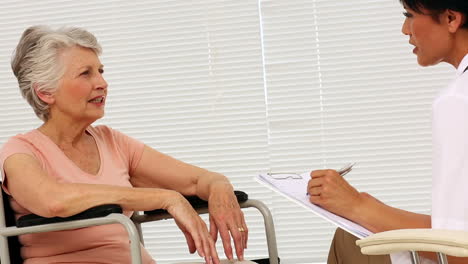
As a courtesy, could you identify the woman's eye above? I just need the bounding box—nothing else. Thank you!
[99,69,104,74]
[403,11,413,18]
[80,70,89,76]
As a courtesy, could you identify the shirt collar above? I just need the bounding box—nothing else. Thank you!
[456,53,468,76]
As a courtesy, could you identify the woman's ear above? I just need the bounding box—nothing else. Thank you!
[33,84,55,105]
[446,10,465,33]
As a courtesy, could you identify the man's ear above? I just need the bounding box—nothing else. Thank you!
[446,10,465,33]
[34,84,55,105]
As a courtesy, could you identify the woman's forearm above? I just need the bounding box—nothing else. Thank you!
[352,196,468,263]
[350,192,431,233]
[47,182,182,217]
[195,171,233,200]
[4,154,181,218]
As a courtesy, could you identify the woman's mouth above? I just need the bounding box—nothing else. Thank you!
[88,96,105,104]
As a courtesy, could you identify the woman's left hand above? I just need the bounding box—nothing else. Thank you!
[207,183,248,261]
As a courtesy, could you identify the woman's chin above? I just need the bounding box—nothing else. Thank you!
[85,111,105,123]
[416,52,443,67]
[416,56,432,67]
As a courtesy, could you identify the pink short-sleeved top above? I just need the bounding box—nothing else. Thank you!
[0,125,155,264]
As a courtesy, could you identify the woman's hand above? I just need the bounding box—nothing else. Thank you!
[207,183,248,261]
[166,192,220,264]
[307,169,362,218]
[129,146,248,260]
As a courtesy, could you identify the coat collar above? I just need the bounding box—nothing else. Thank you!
[456,53,468,75]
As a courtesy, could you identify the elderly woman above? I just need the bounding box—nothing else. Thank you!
[0,26,248,264]
[308,0,468,264]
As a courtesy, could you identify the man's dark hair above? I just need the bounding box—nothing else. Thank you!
[400,0,468,28]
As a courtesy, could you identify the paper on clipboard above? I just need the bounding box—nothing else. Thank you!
[255,172,372,239]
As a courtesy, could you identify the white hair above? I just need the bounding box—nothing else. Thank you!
[11,25,102,121]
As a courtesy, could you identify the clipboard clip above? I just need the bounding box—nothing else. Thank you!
[266,172,303,180]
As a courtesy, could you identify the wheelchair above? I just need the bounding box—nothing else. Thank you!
[0,189,279,264]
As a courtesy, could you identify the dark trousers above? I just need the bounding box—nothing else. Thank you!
[327,228,392,264]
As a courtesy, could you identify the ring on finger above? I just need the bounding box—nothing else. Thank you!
[238,227,245,232]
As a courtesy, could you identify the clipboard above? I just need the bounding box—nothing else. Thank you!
[255,172,372,239]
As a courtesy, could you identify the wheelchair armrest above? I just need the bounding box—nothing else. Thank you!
[131,193,279,264]
[17,204,123,228]
[144,190,248,215]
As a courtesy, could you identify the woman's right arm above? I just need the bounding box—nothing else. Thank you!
[349,191,431,232]
[3,153,220,264]
[5,153,180,216]
[307,169,431,233]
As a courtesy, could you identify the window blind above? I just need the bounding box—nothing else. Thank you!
[260,0,453,262]
[0,0,455,263]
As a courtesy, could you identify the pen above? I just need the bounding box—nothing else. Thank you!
[337,162,355,177]
[307,163,355,195]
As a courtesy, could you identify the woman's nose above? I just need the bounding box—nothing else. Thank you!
[95,75,108,90]
[401,18,410,36]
